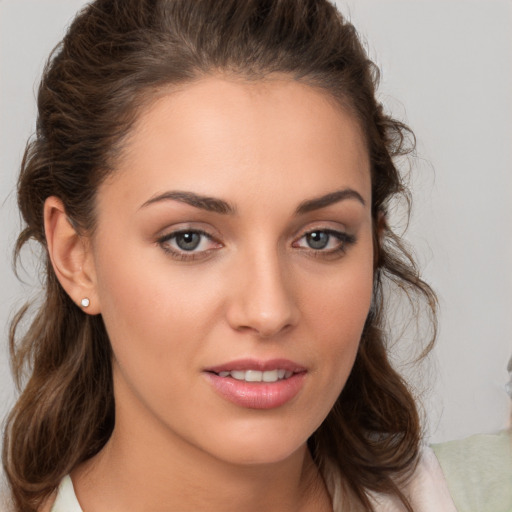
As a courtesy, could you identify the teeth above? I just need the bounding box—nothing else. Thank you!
[245,370,263,382]
[262,370,278,382]
[219,369,294,382]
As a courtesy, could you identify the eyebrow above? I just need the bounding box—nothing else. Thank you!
[140,187,365,215]
[140,191,236,214]
[295,189,366,214]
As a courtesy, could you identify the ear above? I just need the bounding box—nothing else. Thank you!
[376,210,387,242]
[44,196,100,315]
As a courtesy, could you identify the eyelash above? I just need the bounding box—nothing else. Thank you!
[293,229,356,259]
[157,229,221,261]
[156,228,356,262]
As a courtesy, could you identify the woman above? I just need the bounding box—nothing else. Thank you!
[2,0,455,510]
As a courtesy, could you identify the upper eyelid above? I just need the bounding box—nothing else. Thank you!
[299,227,344,236]
[157,225,219,242]
[160,228,211,238]
[293,229,350,245]
[290,218,349,236]
[293,226,348,241]
[158,229,219,247]
[157,230,221,260]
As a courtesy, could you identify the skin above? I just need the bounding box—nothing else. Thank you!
[45,76,374,511]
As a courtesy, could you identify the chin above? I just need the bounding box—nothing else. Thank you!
[195,418,313,467]
[217,442,305,467]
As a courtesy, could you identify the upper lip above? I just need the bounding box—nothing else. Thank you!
[204,358,307,374]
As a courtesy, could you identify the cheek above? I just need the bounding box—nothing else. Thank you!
[93,238,215,338]
[302,252,374,384]
[305,255,373,336]
[92,245,229,402]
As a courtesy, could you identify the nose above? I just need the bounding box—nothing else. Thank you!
[226,249,300,338]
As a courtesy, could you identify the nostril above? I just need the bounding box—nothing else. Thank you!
[224,262,300,336]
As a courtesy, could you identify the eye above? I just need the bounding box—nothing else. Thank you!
[304,231,331,250]
[157,229,222,260]
[174,232,202,251]
[293,229,355,255]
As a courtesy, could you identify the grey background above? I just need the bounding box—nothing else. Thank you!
[1,0,511,457]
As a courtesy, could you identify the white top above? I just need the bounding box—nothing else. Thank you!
[50,475,82,512]
[51,447,456,511]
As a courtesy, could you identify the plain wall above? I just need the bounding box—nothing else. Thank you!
[1,0,511,458]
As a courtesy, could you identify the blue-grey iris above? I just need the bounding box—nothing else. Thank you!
[306,231,329,249]
[176,232,201,251]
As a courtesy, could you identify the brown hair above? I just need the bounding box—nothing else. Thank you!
[3,1,437,510]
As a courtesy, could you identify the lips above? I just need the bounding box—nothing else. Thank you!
[203,359,307,409]
[205,358,306,374]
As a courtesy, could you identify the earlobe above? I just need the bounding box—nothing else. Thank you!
[44,196,100,314]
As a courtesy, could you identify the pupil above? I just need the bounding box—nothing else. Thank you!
[176,232,200,251]
[307,231,329,249]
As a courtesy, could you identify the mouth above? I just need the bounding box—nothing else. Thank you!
[203,359,307,409]
[204,358,306,382]
[210,369,295,383]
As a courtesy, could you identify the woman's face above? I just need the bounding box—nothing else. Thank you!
[89,76,374,465]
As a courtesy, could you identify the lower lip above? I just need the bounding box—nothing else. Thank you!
[203,372,306,409]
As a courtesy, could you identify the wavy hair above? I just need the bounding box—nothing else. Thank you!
[3,1,437,510]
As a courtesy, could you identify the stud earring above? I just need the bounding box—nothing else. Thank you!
[81,298,90,308]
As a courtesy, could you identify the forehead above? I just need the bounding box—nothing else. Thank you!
[101,76,371,213]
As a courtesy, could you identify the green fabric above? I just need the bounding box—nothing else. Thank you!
[433,430,512,512]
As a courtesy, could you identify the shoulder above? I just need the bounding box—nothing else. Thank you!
[42,476,83,512]
[368,447,457,512]
[432,429,512,512]
[400,446,457,511]
[324,447,457,512]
